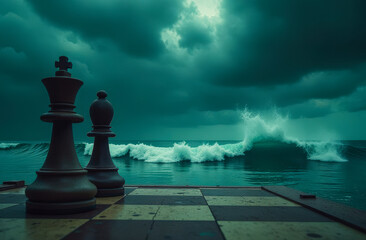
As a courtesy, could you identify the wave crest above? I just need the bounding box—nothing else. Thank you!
[0,143,19,150]
[84,109,347,163]
[84,142,246,163]
[240,109,347,162]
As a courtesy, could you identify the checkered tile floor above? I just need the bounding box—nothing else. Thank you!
[0,187,365,240]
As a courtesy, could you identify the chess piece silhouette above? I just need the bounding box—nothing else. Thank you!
[85,90,125,197]
[26,56,97,214]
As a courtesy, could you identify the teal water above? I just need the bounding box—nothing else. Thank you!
[0,140,365,211]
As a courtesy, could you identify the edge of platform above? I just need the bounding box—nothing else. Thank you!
[262,185,366,234]
[0,180,25,191]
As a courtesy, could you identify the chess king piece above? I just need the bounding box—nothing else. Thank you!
[25,56,97,214]
[85,90,125,197]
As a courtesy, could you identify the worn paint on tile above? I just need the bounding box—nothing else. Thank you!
[93,204,159,220]
[129,188,202,196]
[205,196,298,206]
[124,187,138,195]
[218,221,366,240]
[116,195,165,205]
[96,196,123,205]
[155,205,215,221]
[0,187,26,194]
[116,195,207,205]
[0,218,88,240]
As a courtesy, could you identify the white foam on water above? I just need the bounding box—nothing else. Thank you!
[300,141,347,162]
[84,141,246,163]
[240,108,347,162]
[83,109,347,163]
[0,143,19,149]
[241,109,290,148]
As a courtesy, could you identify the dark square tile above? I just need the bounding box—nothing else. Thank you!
[0,194,27,203]
[63,220,153,240]
[148,221,224,240]
[0,203,109,219]
[209,206,334,222]
[201,188,275,197]
[0,204,26,218]
[116,195,207,205]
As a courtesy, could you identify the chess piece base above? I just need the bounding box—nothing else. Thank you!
[26,198,96,214]
[86,169,125,197]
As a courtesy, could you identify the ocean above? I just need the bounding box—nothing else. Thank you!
[0,111,365,210]
[0,139,365,211]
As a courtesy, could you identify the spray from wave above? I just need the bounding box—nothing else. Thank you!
[301,141,346,162]
[0,109,346,163]
[84,109,347,163]
[240,109,347,162]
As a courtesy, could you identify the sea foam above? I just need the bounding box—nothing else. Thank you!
[84,142,245,163]
[84,109,347,163]
[240,109,347,162]
[0,143,19,150]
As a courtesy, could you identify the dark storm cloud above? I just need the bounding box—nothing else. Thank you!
[146,110,241,128]
[27,0,184,57]
[0,0,193,140]
[337,87,366,112]
[206,0,366,86]
[1,0,366,141]
[177,18,213,50]
[274,66,366,107]
[281,100,334,119]
[0,2,93,83]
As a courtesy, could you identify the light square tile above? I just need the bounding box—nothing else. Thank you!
[155,205,215,221]
[129,188,202,196]
[205,196,298,206]
[96,196,123,205]
[94,204,159,220]
[218,221,366,240]
[0,187,26,194]
[0,218,88,240]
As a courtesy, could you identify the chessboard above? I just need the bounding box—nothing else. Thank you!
[0,186,366,240]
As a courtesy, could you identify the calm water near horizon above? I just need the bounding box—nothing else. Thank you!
[1,139,366,211]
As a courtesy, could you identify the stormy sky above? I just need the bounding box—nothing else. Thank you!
[1,0,366,141]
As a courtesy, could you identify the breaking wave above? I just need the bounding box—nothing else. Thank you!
[83,109,348,163]
[84,141,246,163]
[0,110,352,163]
[0,143,20,149]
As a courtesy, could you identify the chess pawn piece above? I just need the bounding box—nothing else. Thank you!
[85,90,125,197]
[25,56,97,214]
